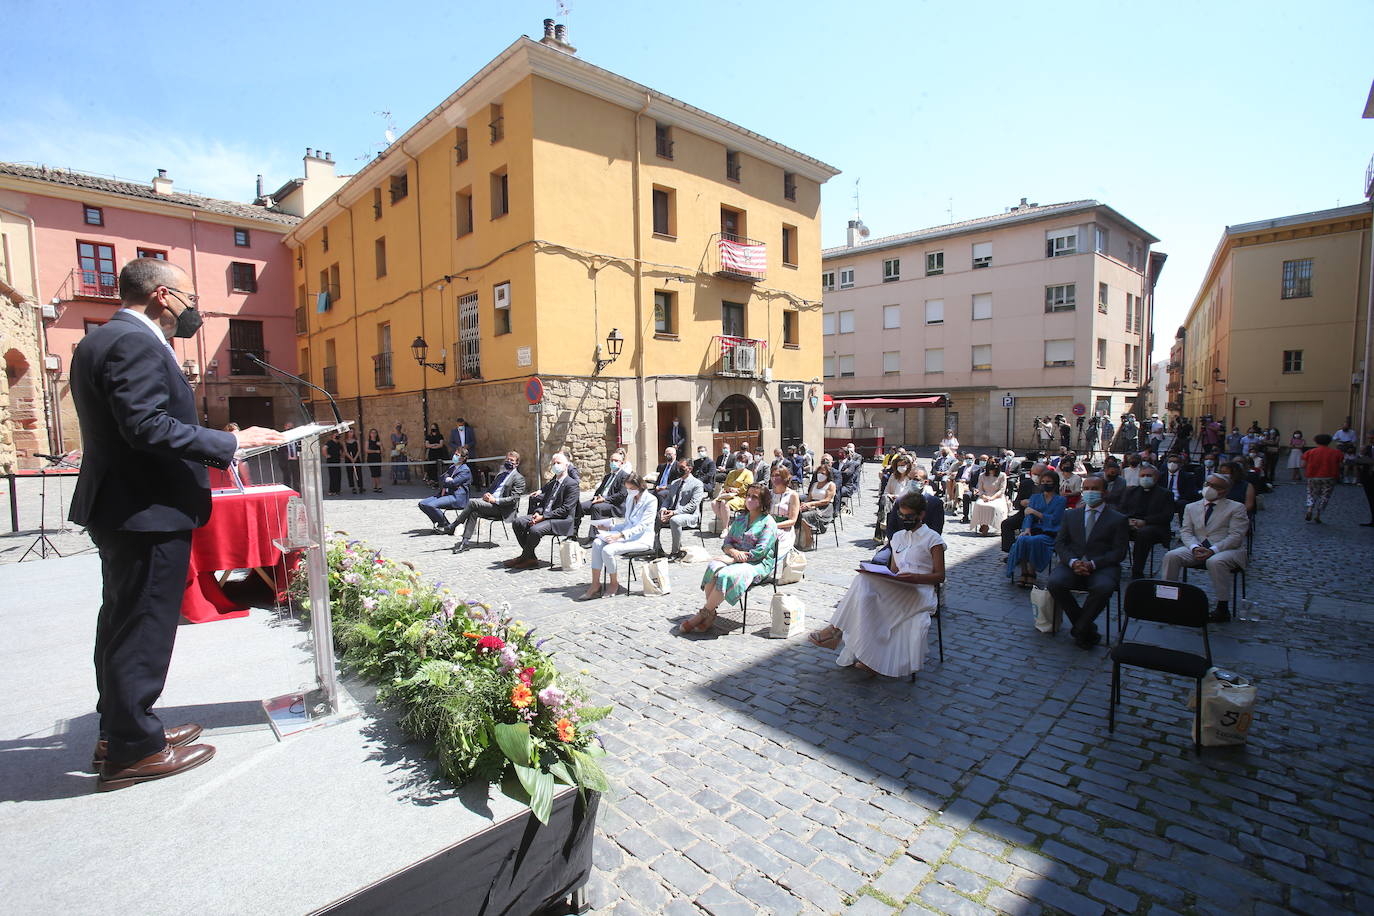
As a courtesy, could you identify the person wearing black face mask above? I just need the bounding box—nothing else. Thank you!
[1005,472,1067,587]
[68,257,283,791]
[450,451,527,551]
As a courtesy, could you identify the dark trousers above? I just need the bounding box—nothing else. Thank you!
[419,493,467,527]
[1129,524,1170,577]
[90,528,193,764]
[1001,510,1025,552]
[578,498,618,536]
[1048,563,1119,640]
[327,465,342,494]
[514,515,560,558]
[455,500,509,541]
[1361,472,1374,519]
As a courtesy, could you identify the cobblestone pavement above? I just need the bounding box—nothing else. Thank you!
[9,467,1374,914]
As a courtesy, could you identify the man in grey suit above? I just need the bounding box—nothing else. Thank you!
[1047,476,1129,649]
[655,456,704,559]
[451,451,526,551]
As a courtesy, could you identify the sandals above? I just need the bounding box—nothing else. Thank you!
[577,586,603,601]
[808,628,841,650]
[680,608,717,633]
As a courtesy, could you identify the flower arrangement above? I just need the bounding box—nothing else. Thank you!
[300,533,611,823]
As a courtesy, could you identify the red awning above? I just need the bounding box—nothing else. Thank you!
[829,396,946,409]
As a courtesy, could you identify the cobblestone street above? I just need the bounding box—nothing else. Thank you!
[6,467,1373,914]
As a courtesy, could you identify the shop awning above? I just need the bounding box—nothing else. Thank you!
[830,395,946,409]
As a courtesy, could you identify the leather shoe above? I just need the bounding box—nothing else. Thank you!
[1074,631,1102,650]
[501,556,525,568]
[91,723,203,771]
[513,556,541,569]
[97,743,216,792]
[1208,604,1232,623]
[452,540,471,554]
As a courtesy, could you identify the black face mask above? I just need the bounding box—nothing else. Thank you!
[503,461,515,471]
[172,305,203,339]
[893,514,920,530]
[1042,483,1058,492]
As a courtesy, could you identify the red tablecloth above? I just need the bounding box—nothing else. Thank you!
[183,486,299,623]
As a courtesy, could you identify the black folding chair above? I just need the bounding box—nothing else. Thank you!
[735,538,782,635]
[1180,564,1247,608]
[621,548,659,586]
[1109,579,1212,755]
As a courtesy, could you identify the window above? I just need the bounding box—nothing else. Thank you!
[924,348,944,373]
[883,304,901,329]
[883,258,900,282]
[783,310,799,347]
[1123,342,1132,377]
[1281,258,1312,299]
[454,127,469,163]
[456,188,474,236]
[1124,293,1133,329]
[83,318,108,335]
[720,206,745,239]
[228,319,265,375]
[784,172,797,201]
[822,270,835,292]
[839,267,854,288]
[925,298,944,324]
[234,228,251,247]
[823,312,836,335]
[722,300,746,338]
[782,225,797,266]
[493,281,511,335]
[838,355,855,378]
[389,172,408,204]
[1099,282,1109,313]
[972,242,991,269]
[230,262,257,293]
[1097,338,1108,369]
[322,226,329,252]
[83,205,104,226]
[319,264,341,307]
[490,168,509,219]
[299,347,310,381]
[971,344,992,371]
[1094,226,1108,254]
[458,291,481,380]
[489,103,504,143]
[374,237,387,278]
[1282,349,1304,373]
[136,248,167,260]
[726,149,741,182]
[1135,297,1145,334]
[823,355,836,378]
[652,186,675,237]
[972,293,992,321]
[1046,229,1077,257]
[925,251,944,276]
[296,284,308,334]
[655,122,673,159]
[1126,241,1137,268]
[654,290,676,335]
[374,322,393,388]
[373,188,383,219]
[1045,284,1076,312]
[883,351,900,374]
[78,242,117,297]
[1045,339,1075,367]
[837,309,855,334]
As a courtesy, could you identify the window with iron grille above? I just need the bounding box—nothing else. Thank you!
[454,127,469,163]
[655,123,673,159]
[389,172,408,204]
[373,188,383,219]
[322,226,329,252]
[489,103,504,143]
[1045,283,1076,312]
[783,172,797,201]
[83,205,104,226]
[726,150,741,182]
[1282,349,1303,373]
[231,262,257,293]
[374,323,393,388]
[229,319,265,375]
[1281,258,1312,299]
[458,292,481,379]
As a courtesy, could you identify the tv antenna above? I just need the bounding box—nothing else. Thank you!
[852,178,870,239]
[355,111,399,162]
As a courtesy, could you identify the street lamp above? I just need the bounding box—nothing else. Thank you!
[594,327,624,373]
[1212,367,1226,384]
[412,336,447,438]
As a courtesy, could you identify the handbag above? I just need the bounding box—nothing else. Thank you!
[776,549,807,585]
[642,558,672,596]
[559,540,586,570]
[769,594,806,638]
[1030,586,1059,634]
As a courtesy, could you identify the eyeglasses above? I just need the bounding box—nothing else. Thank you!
[162,286,200,306]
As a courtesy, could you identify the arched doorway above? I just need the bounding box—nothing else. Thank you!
[712,393,761,457]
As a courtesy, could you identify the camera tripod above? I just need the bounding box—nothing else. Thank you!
[19,453,76,562]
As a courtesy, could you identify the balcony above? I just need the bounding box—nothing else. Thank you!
[64,266,118,300]
[373,351,394,388]
[711,233,767,282]
[322,366,338,395]
[712,335,765,379]
[229,348,267,376]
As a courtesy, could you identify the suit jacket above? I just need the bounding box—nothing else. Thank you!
[665,472,704,515]
[601,491,659,548]
[668,423,686,451]
[438,461,473,506]
[652,460,683,490]
[1119,484,1175,528]
[532,474,578,530]
[448,424,477,455]
[716,450,732,470]
[590,469,628,508]
[484,467,527,516]
[1053,504,1129,572]
[1101,476,1127,507]
[691,455,716,486]
[1162,468,1200,503]
[68,311,238,532]
[1179,498,1248,554]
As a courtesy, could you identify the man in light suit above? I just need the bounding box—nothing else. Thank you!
[579,450,630,542]
[655,456,704,558]
[448,417,477,456]
[451,451,526,552]
[69,257,282,790]
[507,453,578,568]
[419,446,472,532]
[1047,476,1129,649]
[1162,473,1249,621]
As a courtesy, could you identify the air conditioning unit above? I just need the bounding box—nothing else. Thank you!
[44,354,61,371]
[494,282,511,309]
[733,345,757,374]
[41,303,59,320]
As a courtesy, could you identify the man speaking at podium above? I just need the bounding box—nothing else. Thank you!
[69,257,283,791]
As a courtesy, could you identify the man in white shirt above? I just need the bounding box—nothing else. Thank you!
[1161,473,1249,621]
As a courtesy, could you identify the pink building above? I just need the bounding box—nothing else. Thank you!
[822,199,1164,450]
[0,163,302,453]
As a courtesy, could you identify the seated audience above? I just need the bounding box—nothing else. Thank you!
[1162,473,1249,621]
[579,450,630,541]
[580,473,658,600]
[969,456,1008,535]
[711,452,755,532]
[418,446,471,533]
[1002,462,1047,551]
[1117,464,1174,578]
[798,463,836,548]
[1047,476,1129,649]
[505,453,578,568]
[769,466,801,557]
[1100,459,1127,507]
[655,456,704,559]
[682,484,778,633]
[451,451,527,552]
[1006,470,1067,587]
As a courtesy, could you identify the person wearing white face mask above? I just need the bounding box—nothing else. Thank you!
[580,473,658,599]
[691,446,716,487]
[1161,453,1201,521]
[506,453,579,568]
[578,449,630,542]
[797,463,836,549]
[684,484,779,633]
[1047,476,1129,649]
[1162,474,1249,621]
[711,453,754,532]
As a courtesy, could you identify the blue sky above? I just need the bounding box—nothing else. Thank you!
[7,0,1371,357]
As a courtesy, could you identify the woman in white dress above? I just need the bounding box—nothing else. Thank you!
[969,459,1008,535]
[940,430,960,454]
[808,492,946,677]
[769,466,801,558]
[580,473,658,599]
[798,467,835,549]
[877,456,916,540]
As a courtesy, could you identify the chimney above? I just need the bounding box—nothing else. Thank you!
[540,19,576,53]
[543,18,555,40]
[255,174,264,200]
[152,169,173,195]
[554,23,567,42]
[846,219,860,248]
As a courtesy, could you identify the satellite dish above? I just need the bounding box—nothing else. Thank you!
[857,221,870,239]
[384,129,396,144]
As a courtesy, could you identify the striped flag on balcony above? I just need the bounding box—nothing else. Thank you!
[718,237,766,273]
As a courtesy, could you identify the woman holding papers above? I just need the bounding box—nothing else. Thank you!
[808,492,946,677]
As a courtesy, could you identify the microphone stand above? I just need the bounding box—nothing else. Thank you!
[246,353,343,427]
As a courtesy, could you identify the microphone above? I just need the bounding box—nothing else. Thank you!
[245,353,343,427]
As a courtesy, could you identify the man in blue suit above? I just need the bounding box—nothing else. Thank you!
[419,446,473,532]
[69,257,282,791]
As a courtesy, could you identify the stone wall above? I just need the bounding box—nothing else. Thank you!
[0,297,48,473]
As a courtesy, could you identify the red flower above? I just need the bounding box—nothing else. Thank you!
[519,666,535,685]
[476,635,506,653]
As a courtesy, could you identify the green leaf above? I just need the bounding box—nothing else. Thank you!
[576,705,614,723]
[513,764,555,824]
[491,722,532,767]
[548,759,576,786]
[569,749,610,793]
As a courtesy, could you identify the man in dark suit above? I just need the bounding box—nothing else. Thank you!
[419,447,472,532]
[883,490,944,537]
[1160,452,1200,520]
[507,452,578,568]
[667,417,686,453]
[578,449,629,542]
[715,442,733,484]
[1100,460,1127,508]
[1118,464,1175,578]
[447,417,477,457]
[838,450,863,502]
[652,446,683,497]
[451,450,527,552]
[691,445,716,489]
[68,257,282,791]
[1047,475,1129,649]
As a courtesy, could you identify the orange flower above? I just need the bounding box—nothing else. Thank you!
[397,588,412,596]
[511,684,534,708]
[463,632,481,639]
[556,717,576,743]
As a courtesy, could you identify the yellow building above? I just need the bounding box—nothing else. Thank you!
[286,26,839,478]
[1179,203,1372,436]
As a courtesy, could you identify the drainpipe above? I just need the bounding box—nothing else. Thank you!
[189,210,211,423]
[630,91,650,471]
[346,203,362,428]
[401,140,427,435]
[1360,204,1374,444]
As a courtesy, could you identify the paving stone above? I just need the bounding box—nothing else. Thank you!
[1038,838,1108,878]
[845,895,897,915]
[616,826,668,861]
[696,881,756,916]
[1010,875,1105,916]
[614,864,671,911]
[871,854,932,900]
[1086,878,1139,912]
[683,841,744,885]
[732,873,803,915]
[779,865,847,913]
[947,845,1013,882]
[918,882,995,916]
[934,863,986,896]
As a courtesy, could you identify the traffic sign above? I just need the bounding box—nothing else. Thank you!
[823,394,835,410]
[1002,395,1015,408]
[1072,403,1087,416]
[528,403,543,413]
[524,376,544,405]
[1235,398,1250,408]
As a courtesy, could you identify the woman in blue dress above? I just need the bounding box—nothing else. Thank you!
[682,483,778,633]
[1006,470,1067,587]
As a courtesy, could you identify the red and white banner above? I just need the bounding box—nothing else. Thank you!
[718,238,766,273]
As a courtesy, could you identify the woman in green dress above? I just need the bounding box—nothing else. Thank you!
[682,484,778,633]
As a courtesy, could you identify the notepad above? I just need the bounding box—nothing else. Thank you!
[860,562,895,576]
